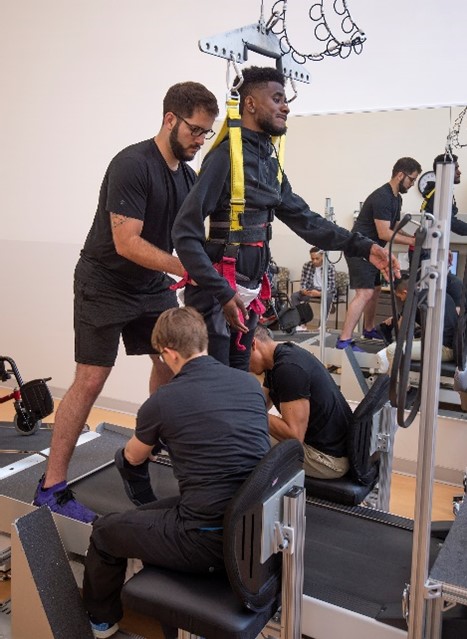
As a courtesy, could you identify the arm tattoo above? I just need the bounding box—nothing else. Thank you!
[110,213,129,228]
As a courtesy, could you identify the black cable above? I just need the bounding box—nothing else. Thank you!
[388,221,427,428]
[387,213,413,341]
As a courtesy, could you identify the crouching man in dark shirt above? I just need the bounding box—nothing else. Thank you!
[249,324,352,480]
[83,307,270,638]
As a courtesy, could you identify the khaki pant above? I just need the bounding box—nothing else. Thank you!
[386,339,453,372]
[303,444,349,479]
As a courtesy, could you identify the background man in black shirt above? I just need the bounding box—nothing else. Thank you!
[337,157,421,351]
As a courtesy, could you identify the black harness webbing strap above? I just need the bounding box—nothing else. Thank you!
[208,226,273,243]
[389,224,427,428]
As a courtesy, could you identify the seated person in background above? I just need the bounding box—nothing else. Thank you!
[249,324,352,479]
[380,278,457,373]
[291,246,336,311]
[82,307,270,639]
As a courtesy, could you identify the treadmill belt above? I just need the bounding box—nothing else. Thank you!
[72,458,180,515]
[0,422,53,464]
[71,459,438,631]
[305,501,442,629]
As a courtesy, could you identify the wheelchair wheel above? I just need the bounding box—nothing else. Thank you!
[14,413,40,436]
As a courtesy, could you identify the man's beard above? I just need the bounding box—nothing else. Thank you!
[398,181,408,194]
[169,122,199,162]
[257,114,287,137]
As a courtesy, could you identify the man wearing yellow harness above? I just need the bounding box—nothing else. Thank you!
[172,66,397,369]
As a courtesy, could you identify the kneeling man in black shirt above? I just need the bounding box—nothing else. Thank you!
[83,307,270,638]
[250,324,352,480]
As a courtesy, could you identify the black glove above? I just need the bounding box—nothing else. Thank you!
[114,447,157,506]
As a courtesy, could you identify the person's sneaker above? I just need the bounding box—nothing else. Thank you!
[90,619,119,638]
[335,338,364,352]
[295,324,308,332]
[33,475,97,523]
[362,327,383,340]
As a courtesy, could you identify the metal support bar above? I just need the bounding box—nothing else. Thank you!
[279,486,306,639]
[317,197,333,364]
[199,22,311,84]
[407,161,455,639]
[375,404,397,512]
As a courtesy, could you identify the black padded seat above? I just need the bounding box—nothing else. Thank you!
[122,567,277,639]
[122,440,305,639]
[304,464,378,506]
[410,359,456,377]
[305,375,390,506]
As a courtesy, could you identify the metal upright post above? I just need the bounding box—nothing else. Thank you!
[319,199,333,364]
[407,162,454,639]
[280,486,306,639]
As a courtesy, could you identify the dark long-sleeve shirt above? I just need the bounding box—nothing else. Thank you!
[172,128,374,306]
[422,181,467,236]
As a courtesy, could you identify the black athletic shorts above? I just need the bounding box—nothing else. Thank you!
[346,256,381,290]
[74,263,177,367]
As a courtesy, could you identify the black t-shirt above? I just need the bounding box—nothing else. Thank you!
[353,183,402,247]
[442,293,458,349]
[264,343,352,457]
[136,356,270,528]
[82,139,195,290]
[413,291,457,348]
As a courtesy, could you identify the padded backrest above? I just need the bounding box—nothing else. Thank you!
[20,379,54,419]
[347,374,390,485]
[223,439,304,613]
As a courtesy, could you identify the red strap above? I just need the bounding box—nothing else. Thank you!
[169,272,191,290]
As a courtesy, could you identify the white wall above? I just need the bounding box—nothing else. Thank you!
[1,1,467,410]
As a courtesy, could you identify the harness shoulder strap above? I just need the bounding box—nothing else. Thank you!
[420,188,435,211]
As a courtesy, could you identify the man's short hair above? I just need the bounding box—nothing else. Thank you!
[309,246,322,255]
[395,273,409,294]
[391,157,422,178]
[163,82,219,119]
[433,153,458,172]
[237,66,285,114]
[152,306,208,358]
[254,324,274,343]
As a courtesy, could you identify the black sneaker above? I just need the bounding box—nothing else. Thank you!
[90,619,119,638]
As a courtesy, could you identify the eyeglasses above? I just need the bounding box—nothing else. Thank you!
[158,348,168,364]
[403,173,417,184]
[173,113,215,140]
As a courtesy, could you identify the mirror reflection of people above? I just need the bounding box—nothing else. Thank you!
[249,324,351,480]
[337,157,421,352]
[83,307,270,638]
[418,154,465,311]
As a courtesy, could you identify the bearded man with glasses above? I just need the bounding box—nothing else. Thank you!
[32,82,219,523]
[336,157,422,351]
